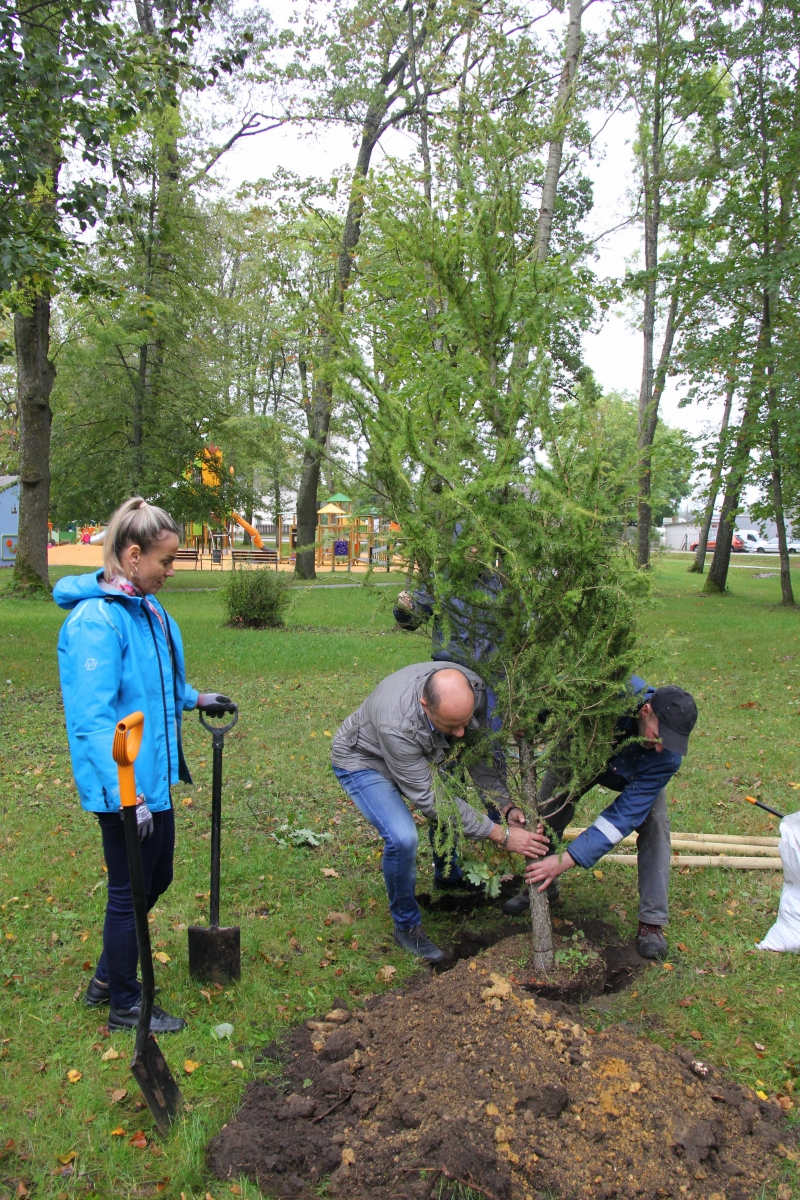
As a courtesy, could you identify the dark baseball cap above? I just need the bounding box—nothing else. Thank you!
[650,686,698,756]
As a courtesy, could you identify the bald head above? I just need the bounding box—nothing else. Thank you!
[420,668,475,738]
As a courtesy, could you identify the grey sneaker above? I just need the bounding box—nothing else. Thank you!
[108,1002,187,1033]
[637,923,668,960]
[393,925,446,963]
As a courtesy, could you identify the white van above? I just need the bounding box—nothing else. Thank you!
[737,529,772,553]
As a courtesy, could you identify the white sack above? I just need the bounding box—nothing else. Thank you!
[758,810,800,952]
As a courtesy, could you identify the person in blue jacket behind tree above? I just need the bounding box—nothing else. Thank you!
[507,677,698,961]
[55,498,234,1033]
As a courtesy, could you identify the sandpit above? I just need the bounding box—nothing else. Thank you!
[207,934,796,1199]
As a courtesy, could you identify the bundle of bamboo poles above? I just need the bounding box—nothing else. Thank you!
[562,827,782,870]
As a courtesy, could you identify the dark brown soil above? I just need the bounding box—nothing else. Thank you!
[207,935,796,1200]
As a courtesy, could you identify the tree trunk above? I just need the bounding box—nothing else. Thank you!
[766,376,795,606]
[637,282,679,565]
[294,77,407,578]
[13,295,55,592]
[704,295,770,595]
[520,738,554,974]
[688,321,742,573]
[535,0,583,261]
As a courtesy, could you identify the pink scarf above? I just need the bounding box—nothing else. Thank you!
[109,575,166,636]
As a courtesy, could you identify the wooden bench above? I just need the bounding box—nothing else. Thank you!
[231,548,278,567]
[175,548,200,569]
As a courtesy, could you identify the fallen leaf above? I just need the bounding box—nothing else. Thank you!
[778,1096,794,1111]
[676,943,688,953]
[663,963,674,971]
[110,1127,126,1137]
[154,952,170,965]
[230,1187,242,1196]
[690,1031,704,1041]
[156,1180,170,1193]
[678,998,693,1007]
[754,1042,766,1052]
[66,1070,82,1083]
[183,1060,201,1074]
[321,868,339,878]
[181,798,193,806]
[376,965,397,983]
[129,1131,147,1148]
[325,911,352,926]
[212,1023,233,1041]
[57,1151,77,1165]
[593,870,604,880]
[15,1183,29,1198]
[341,1148,355,1166]
[740,701,759,709]
[101,1047,120,1062]
[756,1090,768,1101]
[200,989,212,1003]
[110,1089,127,1103]
[230,1060,244,1070]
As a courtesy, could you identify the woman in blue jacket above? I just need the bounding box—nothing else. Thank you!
[55,498,232,1033]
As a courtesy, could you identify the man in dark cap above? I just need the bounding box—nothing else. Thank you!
[504,677,698,961]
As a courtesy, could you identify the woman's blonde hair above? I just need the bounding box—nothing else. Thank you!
[103,497,179,581]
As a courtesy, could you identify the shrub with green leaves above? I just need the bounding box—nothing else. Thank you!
[221,567,291,629]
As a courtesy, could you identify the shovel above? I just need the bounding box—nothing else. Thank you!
[188,700,241,983]
[112,712,183,1136]
[745,795,785,820]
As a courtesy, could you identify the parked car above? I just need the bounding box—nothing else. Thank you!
[765,537,800,554]
[689,532,746,552]
[737,529,772,553]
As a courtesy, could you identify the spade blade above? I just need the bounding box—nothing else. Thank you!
[130,1033,183,1136]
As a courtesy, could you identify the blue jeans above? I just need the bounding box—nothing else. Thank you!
[332,766,422,929]
[94,810,175,1009]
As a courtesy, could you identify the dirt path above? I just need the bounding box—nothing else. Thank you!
[207,934,795,1199]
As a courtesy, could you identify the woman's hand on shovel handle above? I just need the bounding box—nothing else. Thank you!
[197,693,236,718]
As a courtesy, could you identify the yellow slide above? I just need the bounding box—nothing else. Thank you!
[231,512,264,550]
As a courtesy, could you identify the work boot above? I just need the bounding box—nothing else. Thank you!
[636,922,668,960]
[502,882,560,916]
[109,1002,187,1034]
[83,976,110,1007]
[393,925,446,964]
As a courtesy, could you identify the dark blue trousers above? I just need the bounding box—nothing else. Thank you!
[94,810,175,1009]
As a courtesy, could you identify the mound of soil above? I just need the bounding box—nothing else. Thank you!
[208,935,795,1200]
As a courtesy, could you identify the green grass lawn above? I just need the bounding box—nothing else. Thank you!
[0,560,799,1198]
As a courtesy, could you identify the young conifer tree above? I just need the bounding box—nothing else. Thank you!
[341,2,646,974]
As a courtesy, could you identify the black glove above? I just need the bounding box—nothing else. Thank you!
[120,795,154,840]
[197,693,236,718]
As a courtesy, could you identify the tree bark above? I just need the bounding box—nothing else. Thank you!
[294,48,413,579]
[535,0,583,262]
[703,295,770,595]
[13,295,55,591]
[637,281,679,565]
[766,374,795,606]
[688,320,742,573]
[520,738,554,974]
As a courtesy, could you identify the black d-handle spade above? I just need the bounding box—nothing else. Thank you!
[188,702,241,983]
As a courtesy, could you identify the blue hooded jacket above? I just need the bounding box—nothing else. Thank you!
[567,675,684,869]
[54,571,198,813]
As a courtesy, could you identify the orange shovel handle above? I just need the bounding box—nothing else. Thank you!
[112,712,145,809]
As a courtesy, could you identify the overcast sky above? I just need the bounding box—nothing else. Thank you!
[205,1,727,452]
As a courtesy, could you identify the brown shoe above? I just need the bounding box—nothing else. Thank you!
[637,922,668,960]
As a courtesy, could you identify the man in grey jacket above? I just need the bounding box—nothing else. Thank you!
[331,661,549,962]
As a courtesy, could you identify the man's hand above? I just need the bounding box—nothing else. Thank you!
[197,693,236,718]
[503,805,527,827]
[525,852,575,891]
[488,822,549,859]
[396,590,414,611]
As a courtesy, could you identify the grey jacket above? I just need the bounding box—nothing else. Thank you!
[331,661,509,839]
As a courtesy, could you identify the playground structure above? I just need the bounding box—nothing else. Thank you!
[311,494,399,571]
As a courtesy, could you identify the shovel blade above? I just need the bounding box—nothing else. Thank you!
[187,924,241,984]
[130,1034,183,1136]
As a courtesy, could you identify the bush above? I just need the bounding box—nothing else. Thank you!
[221,567,291,629]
